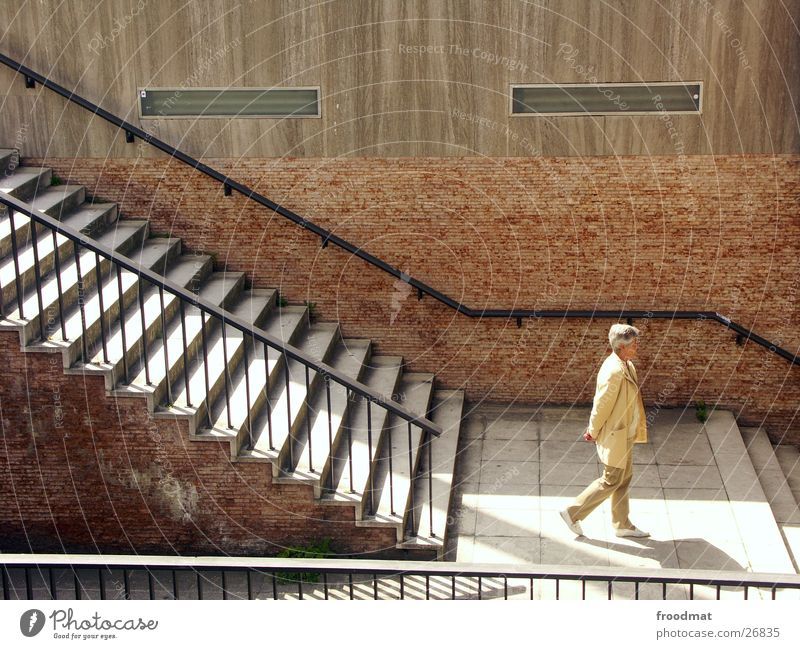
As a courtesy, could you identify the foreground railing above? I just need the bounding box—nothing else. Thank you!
[2,554,800,601]
[1,52,797,368]
[0,191,442,539]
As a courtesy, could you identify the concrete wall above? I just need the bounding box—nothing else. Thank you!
[1,0,798,158]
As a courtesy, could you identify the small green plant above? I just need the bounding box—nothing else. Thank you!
[695,399,708,423]
[278,294,288,307]
[49,173,63,186]
[304,300,318,321]
[275,538,333,584]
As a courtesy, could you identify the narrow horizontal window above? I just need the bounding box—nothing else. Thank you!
[510,82,701,116]
[139,87,320,118]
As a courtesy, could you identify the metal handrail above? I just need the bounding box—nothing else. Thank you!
[3,554,800,600]
[0,191,441,438]
[0,52,797,368]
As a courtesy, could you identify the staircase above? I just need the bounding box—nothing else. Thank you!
[0,148,465,557]
[740,426,800,572]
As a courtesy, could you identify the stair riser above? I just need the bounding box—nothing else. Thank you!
[161,274,246,403]
[9,186,87,252]
[110,273,243,393]
[1,208,115,311]
[366,417,427,520]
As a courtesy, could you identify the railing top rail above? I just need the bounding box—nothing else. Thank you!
[0,191,442,436]
[0,52,797,368]
[2,553,800,587]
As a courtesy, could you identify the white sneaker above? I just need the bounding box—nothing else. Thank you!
[615,526,650,538]
[559,509,584,536]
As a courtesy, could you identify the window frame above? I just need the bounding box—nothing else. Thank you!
[137,85,322,119]
[508,81,703,117]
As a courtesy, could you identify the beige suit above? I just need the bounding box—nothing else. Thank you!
[588,351,647,468]
[566,351,648,529]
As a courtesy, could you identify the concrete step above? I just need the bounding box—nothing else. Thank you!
[680,411,796,574]
[287,338,372,485]
[0,167,52,216]
[0,148,19,175]
[741,427,800,573]
[399,389,465,555]
[322,355,404,501]
[198,304,309,450]
[163,289,276,437]
[106,255,218,408]
[242,320,341,465]
[0,202,115,312]
[775,444,800,499]
[369,372,436,532]
[1,218,145,350]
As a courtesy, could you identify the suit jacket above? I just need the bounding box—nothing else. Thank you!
[586,351,647,468]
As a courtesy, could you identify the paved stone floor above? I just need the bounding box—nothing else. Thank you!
[443,403,800,599]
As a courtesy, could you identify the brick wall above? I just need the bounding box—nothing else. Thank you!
[0,333,399,555]
[25,154,800,446]
[3,152,798,554]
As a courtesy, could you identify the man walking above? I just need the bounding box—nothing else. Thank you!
[560,323,650,538]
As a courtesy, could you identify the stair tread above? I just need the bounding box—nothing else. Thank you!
[741,427,800,524]
[39,227,160,347]
[409,389,465,546]
[371,373,436,523]
[27,185,84,213]
[0,166,49,193]
[233,321,340,451]
[325,356,403,496]
[121,260,227,391]
[166,291,275,417]
[291,339,372,479]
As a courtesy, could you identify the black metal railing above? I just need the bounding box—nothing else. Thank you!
[0,191,442,541]
[2,554,800,600]
[1,52,797,367]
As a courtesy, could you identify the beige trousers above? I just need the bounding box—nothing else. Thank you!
[566,438,635,530]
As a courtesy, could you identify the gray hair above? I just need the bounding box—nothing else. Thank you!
[609,323,641,352]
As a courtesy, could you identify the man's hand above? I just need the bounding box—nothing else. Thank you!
[583,427,595,442]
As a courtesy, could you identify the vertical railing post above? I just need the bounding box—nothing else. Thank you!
[116,265,128,382]
[407,420,416,537]
[95,253,108,362]
[73,242,88,363]
[29,218,45,340]
[53,230,67,340]
[9,209,25,319]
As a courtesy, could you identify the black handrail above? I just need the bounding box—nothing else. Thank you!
[0,191,442,438]
[1,52,797,368]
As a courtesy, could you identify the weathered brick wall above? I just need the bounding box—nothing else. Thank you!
[26,154,800,445]
[0,334,399,555]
